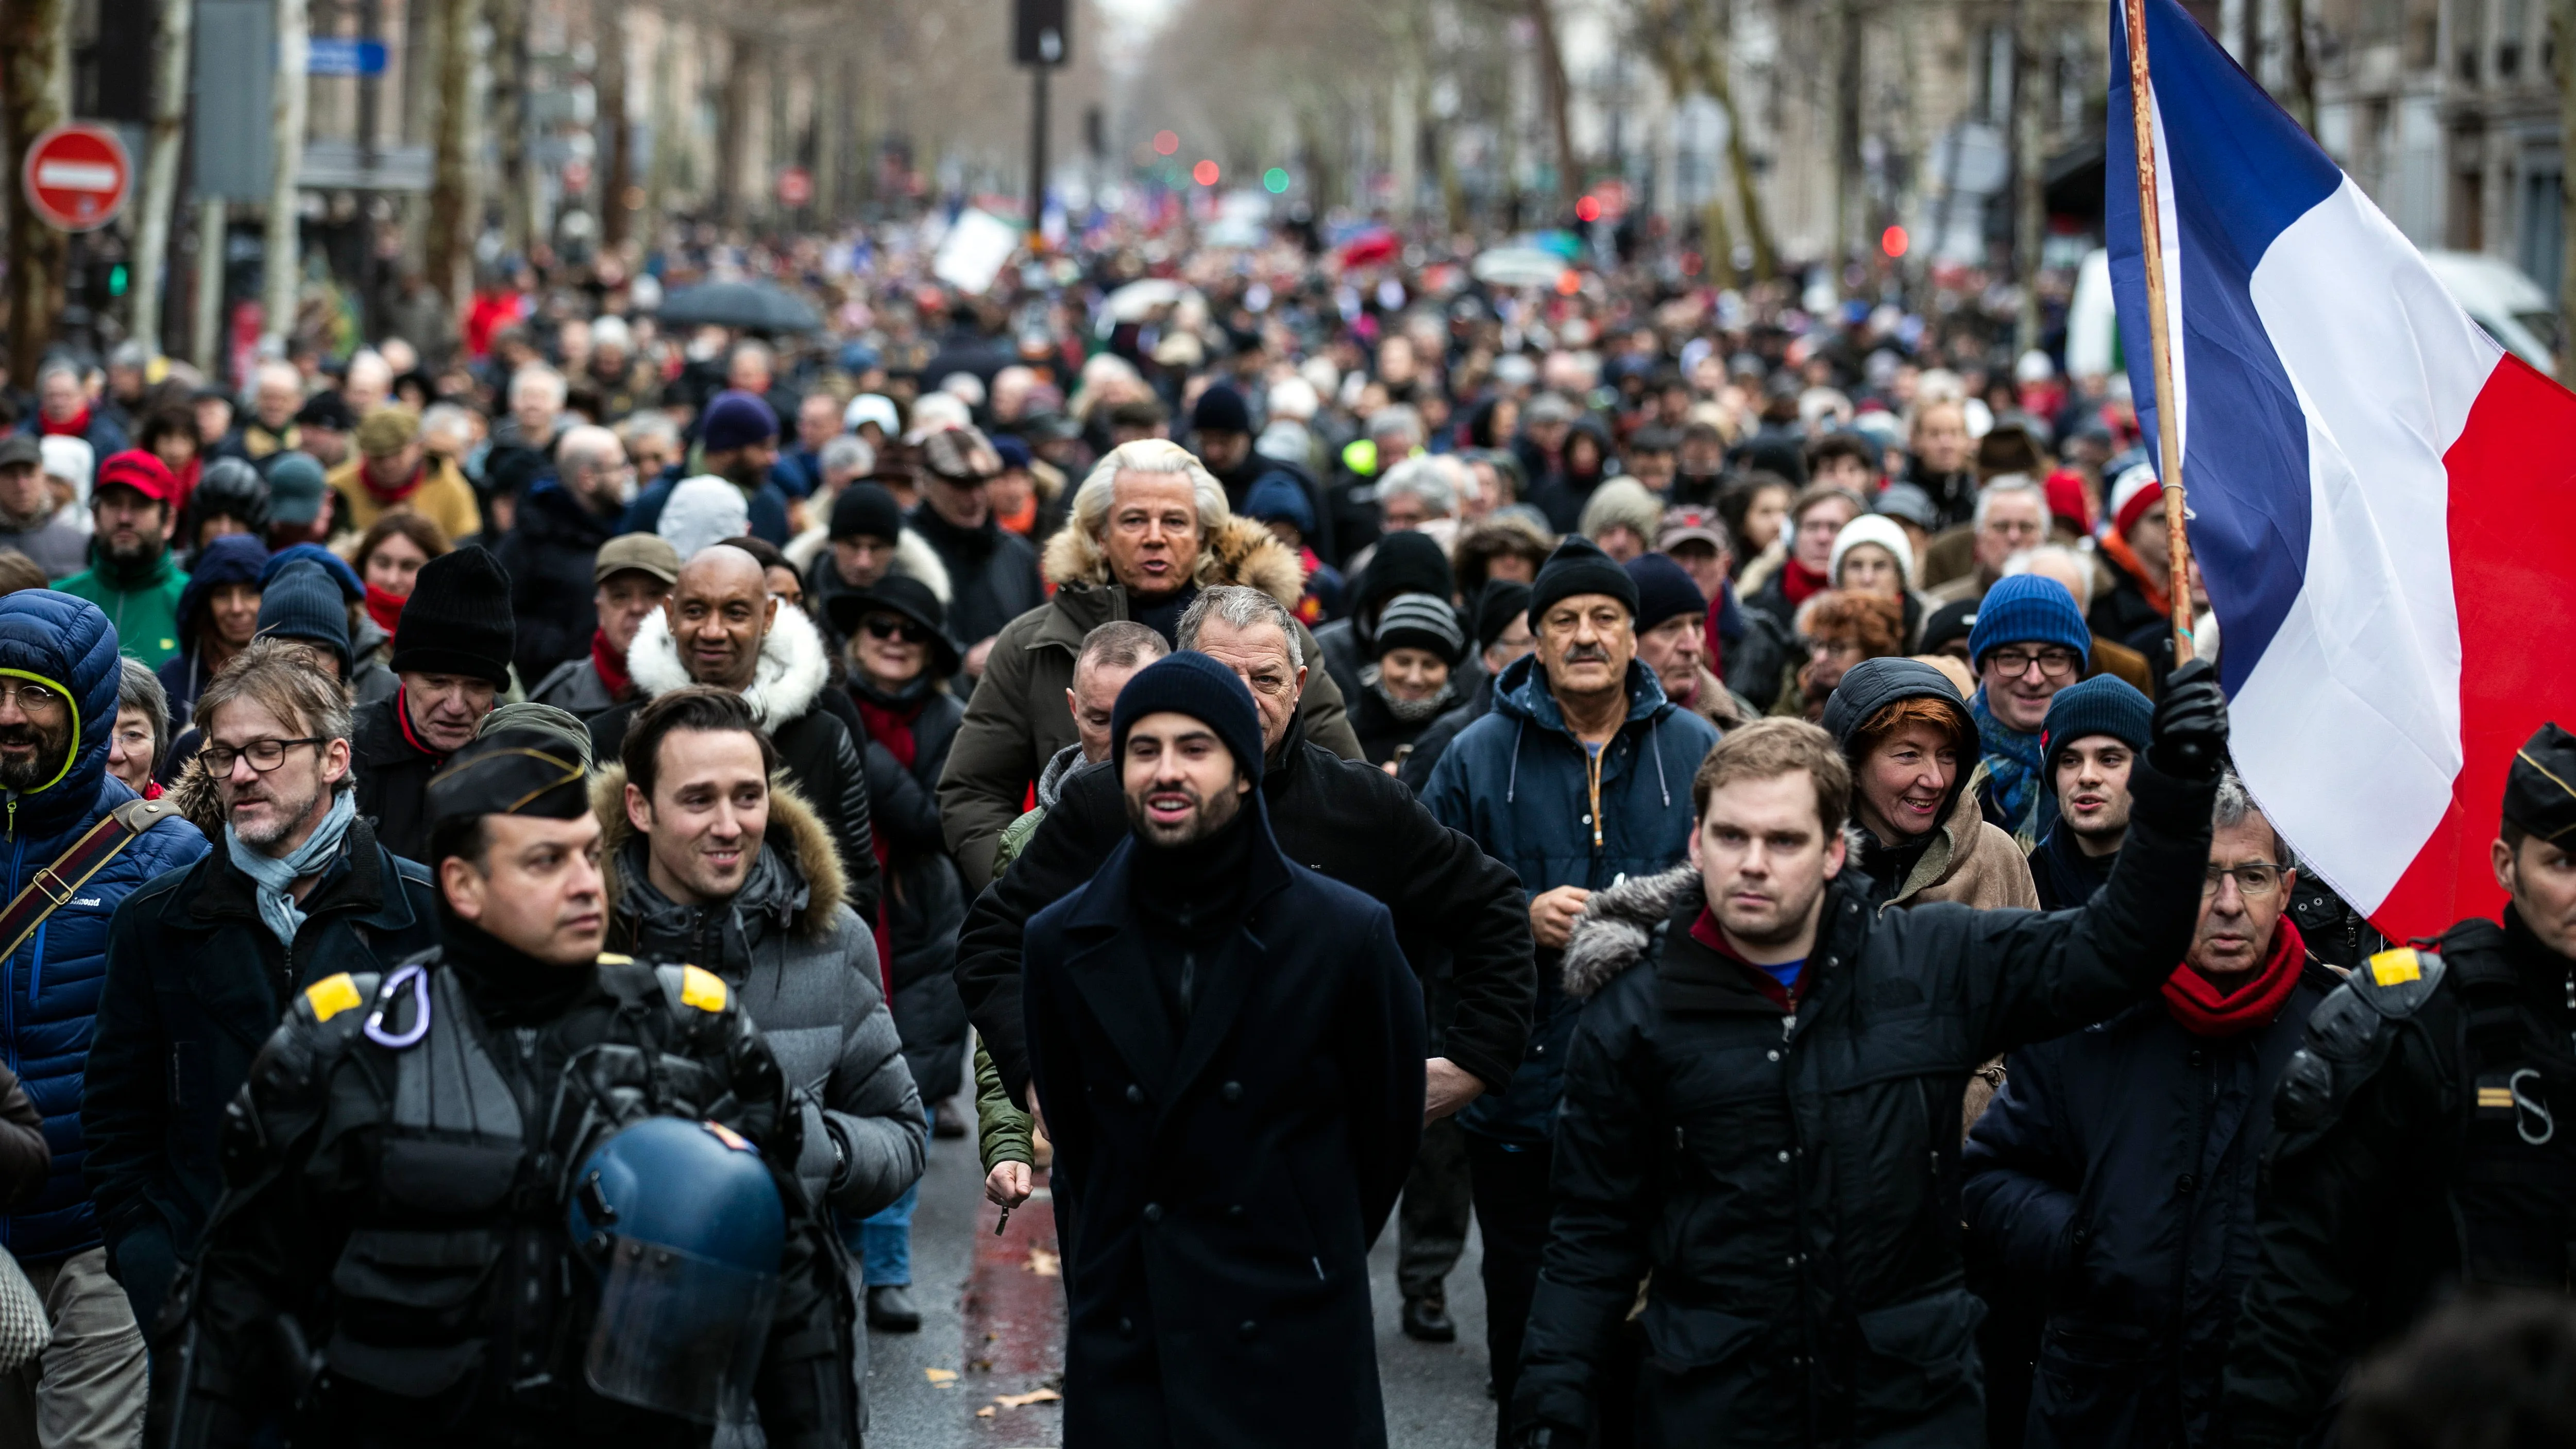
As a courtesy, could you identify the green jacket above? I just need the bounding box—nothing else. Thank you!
[975,800,1048,1173]
[56,547,188,668]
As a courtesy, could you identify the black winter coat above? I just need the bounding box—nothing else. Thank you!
[84,819,440,1332]
[351,693,444,865]
[1023,807,1425,1448]
[905,504,1044,652]
[856,686,971,1102]
[492,478,620,685]
[1961,955,2334,1449]
[1511,755,2217,1447]
[957,715,1533,1105]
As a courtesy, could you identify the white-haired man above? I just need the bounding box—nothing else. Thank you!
[2003,544,2156,695]
[936,438,1364,890]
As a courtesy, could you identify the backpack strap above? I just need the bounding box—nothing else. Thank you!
[0,798,172,965]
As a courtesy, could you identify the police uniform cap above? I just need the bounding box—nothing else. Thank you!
[2505,721,2576,843]
[426,729,590,827]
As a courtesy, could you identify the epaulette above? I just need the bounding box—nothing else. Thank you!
[654,962,732,1017]
[2273,948,2447,1138]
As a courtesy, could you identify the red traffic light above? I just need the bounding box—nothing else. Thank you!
[1882,225,1910,258]
[1192,160,1219,186]
[1575,197,1601,223]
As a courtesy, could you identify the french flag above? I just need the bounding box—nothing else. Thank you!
[2108,0,2576,941]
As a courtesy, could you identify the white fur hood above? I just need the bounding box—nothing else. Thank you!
[626,597,832,730]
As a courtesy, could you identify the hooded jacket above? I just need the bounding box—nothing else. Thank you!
[0,592,210,1263]
[57,540,190,670]
[936,513,1363,891]
[1820,659,2040,915]
[155,535,270,731]
[1418,655,1722,1145]
[493,475,623,684]
[1512,748,2218,1447]
[589,602,882,924]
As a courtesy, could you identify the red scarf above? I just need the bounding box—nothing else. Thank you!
[589,628,634,700]
[994,490,1039,537]
[1779,558,1831,608]
[391,687,449,763]
[2162,917,2306,1036]
[362,461,426,506]
[2099,528,2173,620]
[38,405,89,438]
[852,692,923,990]
[365,582,408,637]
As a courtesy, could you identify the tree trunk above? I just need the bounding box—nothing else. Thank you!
[129,0,194,355]
[2560,0,2576,385]
[3,0,70,382]
[426,0,476,319]
[486,0,531,254]
[1834,0,1863,273]
[597,0,631,249]
[1700,0,1774,281]
[192,198,227,372]
[811,54,840,226]
[2282,0,2316,132]
[1528,0,1579,211]
[261,0,309,350]
[717,34,758,224]
[2012,0,2045,353]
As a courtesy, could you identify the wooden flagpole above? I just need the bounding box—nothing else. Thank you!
[2124,0,2197,667]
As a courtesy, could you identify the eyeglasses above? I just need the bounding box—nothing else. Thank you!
[861,616,931,644]
[0,683,60,713]
[203,737,325,775]
[1988,647,2082,680]
[2202,862,2287,899]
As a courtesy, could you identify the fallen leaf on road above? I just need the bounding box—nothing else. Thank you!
[975,1406,996,1418]
[924,1368,957,1384]
[993,1389,1063,1408]
[1024,1247,1060,1276]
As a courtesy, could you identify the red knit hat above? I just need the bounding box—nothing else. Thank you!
[2108,464,2163,541]
[94,449,177,505]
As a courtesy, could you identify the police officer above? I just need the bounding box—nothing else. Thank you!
[2226,722,2576,1447]
[158,730,855,1448]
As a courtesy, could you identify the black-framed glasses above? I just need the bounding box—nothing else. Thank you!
[1988,646,2082,680]
[204,737,325,775]
[862,616,931,644]
[2202,862,2287,899]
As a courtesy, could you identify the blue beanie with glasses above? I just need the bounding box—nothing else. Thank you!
[1965,574,2092,670]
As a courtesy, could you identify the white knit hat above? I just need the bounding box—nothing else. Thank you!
[658,475,751,560]
[1828,513,1918,591]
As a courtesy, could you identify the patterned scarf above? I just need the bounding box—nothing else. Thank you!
[1972,687,2050,847]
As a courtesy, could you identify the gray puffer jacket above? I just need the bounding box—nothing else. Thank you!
[594,768,925,1219]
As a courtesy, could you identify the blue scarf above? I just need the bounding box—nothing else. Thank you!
[1971,688,2052,847]
[226,789,359,948]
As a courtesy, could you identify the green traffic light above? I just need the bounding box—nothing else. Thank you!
[108,265,128,297]
[1263,168,1290,194]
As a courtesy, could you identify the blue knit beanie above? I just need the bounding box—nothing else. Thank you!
[699,389,780,454]
[1966,574,2092,669]
[2040,674,2154,777]
[1243,471,1315,533]
[256,559,353,673]
[1112,651,1266,786]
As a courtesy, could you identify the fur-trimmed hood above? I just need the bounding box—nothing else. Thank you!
[625,596,832,731]
[1561,864,1703,1000]
[893,528,953,604]
[591,763,846,939]
[1039,512,1306,608]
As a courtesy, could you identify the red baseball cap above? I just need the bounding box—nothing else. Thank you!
[94,450,177,505]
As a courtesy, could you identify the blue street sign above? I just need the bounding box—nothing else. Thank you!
[306,38,388,76]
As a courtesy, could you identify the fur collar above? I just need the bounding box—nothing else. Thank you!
[1039,513,1306,608]
[894,528,953,604]
[591,763,846,939]
[625,599,831,730]
[1561,864,1703,1000]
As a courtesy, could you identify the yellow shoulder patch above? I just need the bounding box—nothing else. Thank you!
[2367,948,2423,988]
[679,964,727,1012]
[595,952,634,965]
[304,974,363,1024]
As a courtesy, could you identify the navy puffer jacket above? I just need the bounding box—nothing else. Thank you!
[0,591,209,1263]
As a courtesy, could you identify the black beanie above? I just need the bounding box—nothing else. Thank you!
[829,482,905,543]
[1624,553,1708,632]
[1191,384,1252,435]
[391,545,515,686]
[1111,652,1266,788]
[1528,536,1638,628]
[1472,582,1533,653]
[1361,531,1454,620]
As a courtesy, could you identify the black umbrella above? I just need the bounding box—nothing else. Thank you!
[652,280,823,334]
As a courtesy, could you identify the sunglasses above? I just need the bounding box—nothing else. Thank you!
[862,615,932,644]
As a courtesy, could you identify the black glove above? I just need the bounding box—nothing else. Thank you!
[2148,657,2229,780]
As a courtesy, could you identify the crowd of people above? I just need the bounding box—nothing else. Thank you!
[0,215,2562,1448]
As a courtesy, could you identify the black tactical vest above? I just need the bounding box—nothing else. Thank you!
[2445,920,2576,1292]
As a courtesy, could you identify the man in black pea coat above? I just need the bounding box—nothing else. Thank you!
[959,585,1532,1120]
[1024,652,1426,1449]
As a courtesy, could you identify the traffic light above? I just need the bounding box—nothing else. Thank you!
[1014,0,1069,65]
